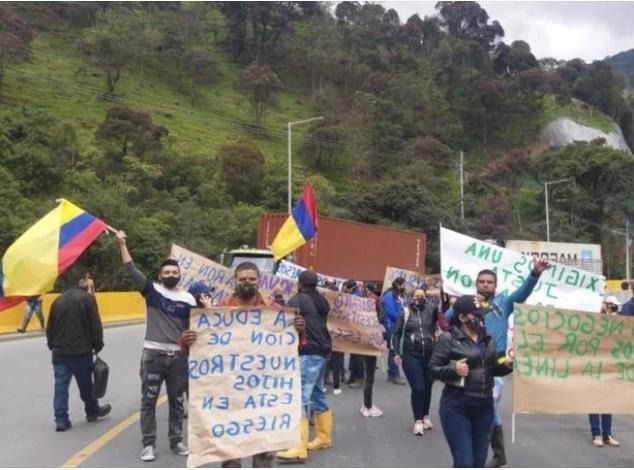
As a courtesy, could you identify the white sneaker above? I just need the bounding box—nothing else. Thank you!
[333,388,342,395]
[171,441,189,456]
[360,406,371,417]
[422,416,433,429]
[413,421,424,436]
[368,405,383,417]
[604,435,620,447]
[140,445,156,462]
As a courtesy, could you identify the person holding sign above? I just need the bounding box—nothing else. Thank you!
[115,231,196,463]
[392,288,440,435]
[381,277,407,385]
[276,270,332,462]
[430,295,513,468]
[444,258,549,468]
[180,261,305,468]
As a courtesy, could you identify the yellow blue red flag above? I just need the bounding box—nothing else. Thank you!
[0,199,107,311]
[271,182,318,261]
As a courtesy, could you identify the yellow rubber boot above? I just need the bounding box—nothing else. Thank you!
[307,410,333,450]
[276,416,309,461]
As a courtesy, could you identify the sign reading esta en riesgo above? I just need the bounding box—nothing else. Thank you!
[440,228,605,313]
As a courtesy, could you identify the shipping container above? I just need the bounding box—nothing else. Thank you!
[505,240,602,275]
[257,213,426,282]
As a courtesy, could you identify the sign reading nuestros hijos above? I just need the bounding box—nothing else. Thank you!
[187,307,302,467]
[440,228,605,313]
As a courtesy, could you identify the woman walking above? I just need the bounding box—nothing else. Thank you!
[393,288,440,434]
[430,295,512,468]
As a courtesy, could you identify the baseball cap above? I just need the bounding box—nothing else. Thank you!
[452,295,490,317]
[604,295,621,306]
[188,281,215,298]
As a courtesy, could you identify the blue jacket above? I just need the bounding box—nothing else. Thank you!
[622,297,634,316]
[445,272,540,353]
[381,288,403,332]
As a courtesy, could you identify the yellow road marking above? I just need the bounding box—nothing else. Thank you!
[61,394,168,468]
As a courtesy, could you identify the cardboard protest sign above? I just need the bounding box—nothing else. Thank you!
[276,259,347,291]
[187,307,301,467]
[382,266,441,296]
[440,227,605,312]
[171,244,384,356]
[512,304,634,414]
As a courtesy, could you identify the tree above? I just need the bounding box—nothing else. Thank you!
[216,143,265,203]
[493,40,538,75]
[237,62,283,136]
[0,4,34,98]
[435,1,504,51]
[78,9,135,96]
[301,123,345,171]
[96,106,168,159]
[478,195,513,239]
[183,49,219,108]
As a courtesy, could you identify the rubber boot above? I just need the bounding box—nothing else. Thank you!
[276,416,309,461]
[307,410,333,450]
[487,425,507,468]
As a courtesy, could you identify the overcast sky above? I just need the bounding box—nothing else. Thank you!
[382,1,634,61]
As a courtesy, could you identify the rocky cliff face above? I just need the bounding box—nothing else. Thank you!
[540,117,630,152]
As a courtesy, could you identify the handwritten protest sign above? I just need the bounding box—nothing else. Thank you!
[440,227,605,312]
[382,266,441,296]
[171,244,384,356]
[276,260,347,291]
[512,304,634,414]
[187,307,301,466]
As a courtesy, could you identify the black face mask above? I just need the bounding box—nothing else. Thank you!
[398,287,406,294]
[414,298,426,310]
[465,316,485,335]
[236,282,258,300]
[162,276,180,289]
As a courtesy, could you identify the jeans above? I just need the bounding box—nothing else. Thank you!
[300,355,328,416]
[330,352,345,389]
[492,376,505,426]
[140,349,188,447]
[440,388,494,468]
[363,356,377,408]
[589,414,612,437]
[23,302,45,329]
[401,353,433,419]
[349,354,365,381]
[52,352,99,423]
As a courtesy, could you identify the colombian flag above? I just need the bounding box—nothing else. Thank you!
[0,199,107,310]
[271,182,318,261]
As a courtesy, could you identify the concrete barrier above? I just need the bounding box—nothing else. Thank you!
[0,292,146,335]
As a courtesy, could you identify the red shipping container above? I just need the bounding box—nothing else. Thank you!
[257,213,426,282]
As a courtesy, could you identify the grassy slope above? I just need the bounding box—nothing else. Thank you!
[539,95,616,134]
[3,31,316,165]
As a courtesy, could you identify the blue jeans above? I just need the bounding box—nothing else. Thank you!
[589,414,612,437]
[402,353,433,419]
[52,352,99,423]
[492,376,504,426]
[300,355,328,417]
[440,388,494,468]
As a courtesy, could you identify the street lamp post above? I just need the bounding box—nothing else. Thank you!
[544,177,574,242]
[287,116,324,214]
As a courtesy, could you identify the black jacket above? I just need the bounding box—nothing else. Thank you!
[46,287,104,355]
[392,298,439,359]
[429,326,511,399]
[288,290,331,357]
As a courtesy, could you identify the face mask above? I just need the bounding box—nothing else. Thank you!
[236,282,258,300]
[162,276,180,289]
[398,287,406,294]
[465,316,485,334]
[414,298,426,309]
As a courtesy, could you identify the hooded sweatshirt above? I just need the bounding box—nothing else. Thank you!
[287,289,331,357]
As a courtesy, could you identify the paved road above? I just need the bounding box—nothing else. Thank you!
[1,324,633,468]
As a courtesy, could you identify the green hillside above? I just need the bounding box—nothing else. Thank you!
[1,2,632,285]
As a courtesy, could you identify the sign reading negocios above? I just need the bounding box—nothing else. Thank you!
[187,307,302,467]
[171,244,384,357]
[382,266,441,296]
[513,304,634,414]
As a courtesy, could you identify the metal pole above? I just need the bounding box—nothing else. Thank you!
[545,183,550,243]
[287,122,292,214]
[460,151,464,222]
[627,218,631,283]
